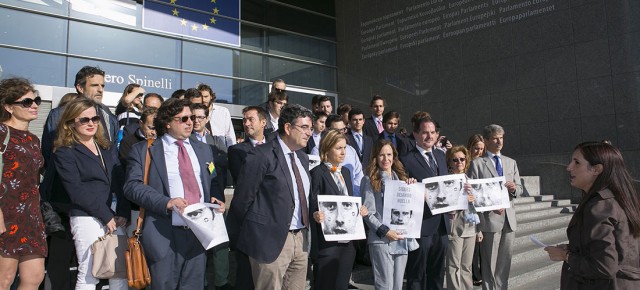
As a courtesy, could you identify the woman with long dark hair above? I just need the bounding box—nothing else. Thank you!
[545,141,640,289]
[361,139,418,290]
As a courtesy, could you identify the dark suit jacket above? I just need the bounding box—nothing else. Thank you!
[124,136,220,262]
[228,139,254,183]
[346,130,373,169]
[363,116,380,139]
[399,147,451,236]
[194,132,229,201]
[309,165,354,259]
[53,144,129,225]
[227,140,310,263]
[379,131,412,157]
[304,134,318,155]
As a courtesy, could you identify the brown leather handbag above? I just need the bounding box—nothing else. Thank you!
[125,139,153,289]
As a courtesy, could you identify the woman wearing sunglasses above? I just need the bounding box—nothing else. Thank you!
[52,98,129,290]
[445,145,481,290]
[0,78,46,290]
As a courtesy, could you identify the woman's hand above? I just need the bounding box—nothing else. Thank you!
[211,197,225,213]
[385,230,405,241]
[313,211,325,223]
[544,245,569,262]
[114,216,128,228]
[405,178,417,185]
[359,205,368,217]
[467,193,476,203]
[106,218,117,234]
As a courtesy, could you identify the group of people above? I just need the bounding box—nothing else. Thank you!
[0,64,637,290]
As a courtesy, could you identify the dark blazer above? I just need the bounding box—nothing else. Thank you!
[227,140,310,263]
[305,135,318,155]
[228,139,254,183]
[399,147,451,236]
[309,165,355,259]
[363,116,380,139]
[194,132,228,200]
[561,188,640,290]
[53,143,129,225]
[346,130,373,169]
[379,131,412,157]
[123,136,220,262]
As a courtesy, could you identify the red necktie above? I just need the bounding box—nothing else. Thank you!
[176,140,201,205]
[376,120,383,133]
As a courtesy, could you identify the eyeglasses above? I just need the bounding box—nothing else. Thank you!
[173,115,196,123]
[194,116,207,121]
[11,96,42,108]
[77,116,100,125]
[451,158,466,163]
[291,124,312,133]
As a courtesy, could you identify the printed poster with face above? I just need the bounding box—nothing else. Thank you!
[421,174,468,215]
[382,180,426,239]
[467,176,511,212]
[317,195,366,242]
[308,154,321,171]
[176,203,229,250]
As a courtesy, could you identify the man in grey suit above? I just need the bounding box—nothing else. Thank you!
[124,98,224,290]
[467,124,522,290]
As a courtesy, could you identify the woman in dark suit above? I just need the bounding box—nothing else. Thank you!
[545,142,640,289]
[52,98,129,290]
[310,129,367,290]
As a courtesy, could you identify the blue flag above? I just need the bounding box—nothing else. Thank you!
[143,0,240,46]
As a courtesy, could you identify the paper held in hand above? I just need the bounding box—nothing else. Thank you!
[174,203,229,250]
[382,180,425,239]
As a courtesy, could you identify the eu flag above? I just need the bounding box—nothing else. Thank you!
[143,0,240,47]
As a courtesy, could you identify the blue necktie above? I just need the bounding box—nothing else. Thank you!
[425,151,437,174]
[494,155,503,176]
[354,133,363,154]
[388,134,397,148]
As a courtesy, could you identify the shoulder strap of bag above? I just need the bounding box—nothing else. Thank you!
[134,139,154,236]
[0,125,10,175]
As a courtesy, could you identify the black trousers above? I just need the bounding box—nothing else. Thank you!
[405,233,448,290]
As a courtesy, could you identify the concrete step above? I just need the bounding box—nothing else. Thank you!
[508,253,564,288]
[517,272,562,290]
[513,195,555,204]
[512,234,568,265]
[514,201,559,211]
[517,213,573,232]
[514,223,568,249]
[516,206,570,220]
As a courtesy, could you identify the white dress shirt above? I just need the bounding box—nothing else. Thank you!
[208,104,236,147]
[278,136,310,230]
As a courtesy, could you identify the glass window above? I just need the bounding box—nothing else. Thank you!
[68,21,181,69]
[233,79,268,106]
[274,0,335,17]
[182,41,263,80]
[268,31,336,65]
[181,73,233,104]
[241,24,263,52]
[269,57,336,91]
[0,7,68,53]
[0,0,69,16]
[0,47,66,86]
[69,0,138,28]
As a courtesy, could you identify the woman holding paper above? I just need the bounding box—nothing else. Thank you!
[52,98,129,290]
[545,142,640,289]
[445,145,482,290]
[361,139,418,290]
[310,129,368,290]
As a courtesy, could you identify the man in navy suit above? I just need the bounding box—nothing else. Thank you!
[363,95,385,138]
[264,91,288,133]
[346,107,373,169]
[400,116,450,290]
[227,104,314,289]
[124,98,224,290]
[305,111,327,154]
[228,106,269,183]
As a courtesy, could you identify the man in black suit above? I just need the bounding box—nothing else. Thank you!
[379,111,412,156]
[264,91,288,133]
[363,95,385,138]
[346,107,373,169]
[228,106,269,183]
[227,104,314,289]
[399,116,451,290]
[124,98,224,289]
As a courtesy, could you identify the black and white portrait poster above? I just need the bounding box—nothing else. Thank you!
[316,195,366,242]
[421,174,468,215]
[467,177,511,212]
[176,203,228,250]
[382,180,425,238]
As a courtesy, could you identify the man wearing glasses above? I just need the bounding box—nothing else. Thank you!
[311,115,364,197]
[228,104,313,289]
[125,98,224,289]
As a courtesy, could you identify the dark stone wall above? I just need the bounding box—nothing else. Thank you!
[335,0,640,199]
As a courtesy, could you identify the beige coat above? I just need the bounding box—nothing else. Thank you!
[561,188,640,289]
